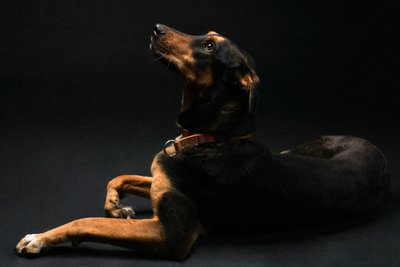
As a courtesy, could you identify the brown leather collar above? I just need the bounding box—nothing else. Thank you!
[163,131,252,157]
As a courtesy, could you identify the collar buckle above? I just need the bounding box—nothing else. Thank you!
[163,139,177,157]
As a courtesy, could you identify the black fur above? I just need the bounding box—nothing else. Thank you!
[158,136,389,233]
[152,26,390,233]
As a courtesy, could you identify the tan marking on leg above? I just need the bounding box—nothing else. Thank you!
[16,217,169,257]
[149,154,202,259]
[105,175,152,218]
[16,155,201,260]
[150,154,173,214]
[107,175,152,199]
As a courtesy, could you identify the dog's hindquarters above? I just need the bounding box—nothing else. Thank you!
[276,136,389,221]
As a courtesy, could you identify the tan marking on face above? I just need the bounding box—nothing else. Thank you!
[156,29,195,76]
[180,67,213,112]
[207,31,219,35]
[208,34,225,42]
[155,27,216,111]
[194,68,213,87]
[157,29,214,87]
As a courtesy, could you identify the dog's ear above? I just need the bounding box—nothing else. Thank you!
[236,66,259,115]
[222,52,260,114]
[237,51,260,90]
[236,68,260,92]
[237,68,259,115]
[216,43,260,114]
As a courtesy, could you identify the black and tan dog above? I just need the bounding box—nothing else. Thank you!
[16,24,389,260]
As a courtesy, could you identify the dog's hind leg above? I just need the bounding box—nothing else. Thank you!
[105,175,152,218]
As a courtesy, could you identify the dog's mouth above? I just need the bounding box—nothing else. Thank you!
[150,39,178,71]
[149,35,168,54]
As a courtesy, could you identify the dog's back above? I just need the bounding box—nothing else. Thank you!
[158,135,389,232]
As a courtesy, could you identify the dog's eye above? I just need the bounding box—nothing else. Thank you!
[202,42,215,53]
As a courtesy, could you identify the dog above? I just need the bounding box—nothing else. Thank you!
[16,24,390,260]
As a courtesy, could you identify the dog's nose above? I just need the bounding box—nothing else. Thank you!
[154,24,165,35]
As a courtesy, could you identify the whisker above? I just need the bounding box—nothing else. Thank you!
[166,57,172,69]
[151,52,167,63]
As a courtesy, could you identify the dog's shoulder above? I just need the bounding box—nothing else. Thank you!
[156,139,269,191]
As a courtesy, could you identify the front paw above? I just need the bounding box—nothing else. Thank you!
[119,206,136,219]
[105,197,135,219]
[15,234,44,256]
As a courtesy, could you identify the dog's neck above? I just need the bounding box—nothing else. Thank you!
[177,81,256,136]
[180,82,203,113]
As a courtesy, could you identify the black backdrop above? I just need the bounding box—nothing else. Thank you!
[1,1,399,266]
[1,1,397,126]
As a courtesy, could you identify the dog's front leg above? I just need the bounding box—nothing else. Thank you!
[105,175,152,218]
[16,217,169,257]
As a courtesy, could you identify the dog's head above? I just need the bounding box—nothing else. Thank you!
[150,24,259,134]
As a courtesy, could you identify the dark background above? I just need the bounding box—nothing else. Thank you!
[1,1,398,266]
